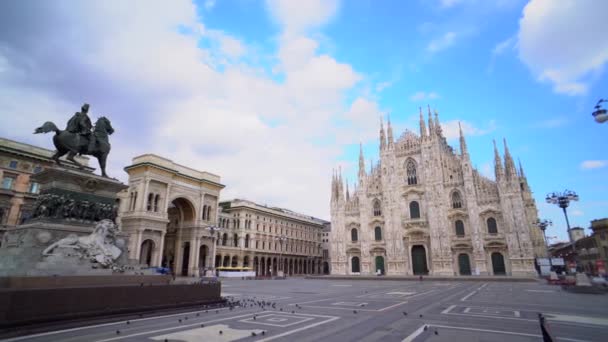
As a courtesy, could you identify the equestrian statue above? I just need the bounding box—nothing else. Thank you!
[34,103,114,178]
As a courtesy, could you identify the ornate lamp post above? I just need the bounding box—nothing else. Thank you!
[206,225,222,274]
[592,99,608,123]
[534,219,553,272]
[546,190,579,272]
[275,235,288,277]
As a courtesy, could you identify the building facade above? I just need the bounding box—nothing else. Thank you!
[119,154,225,277]
[0,137,90,242]
[330,108,545,276]
[215,199,326,276]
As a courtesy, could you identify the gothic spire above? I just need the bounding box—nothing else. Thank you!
[434,109,443,137]
[387,115,394,148]
[419,107,427,137]
[518,158,525,178]
[503,138,517,181]
[358,143,365,180]
[493,139,504,181]
[459,121,468,156]
[345,180,350,200]
[379,117,386,151]
[427,105,435,136]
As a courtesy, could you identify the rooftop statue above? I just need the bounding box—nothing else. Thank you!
[34,103,114,177]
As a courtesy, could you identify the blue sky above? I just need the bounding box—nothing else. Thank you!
[0,0,606,242]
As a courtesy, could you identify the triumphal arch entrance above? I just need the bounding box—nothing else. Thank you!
[118,154,225,276]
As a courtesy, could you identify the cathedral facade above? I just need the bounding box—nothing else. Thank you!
[330,108,545,277]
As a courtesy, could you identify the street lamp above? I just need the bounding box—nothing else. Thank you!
[592,99,608,123]
[534,219,553,273]
[206,225,222,274]
[546,190,579,272]
[275,235,288,277]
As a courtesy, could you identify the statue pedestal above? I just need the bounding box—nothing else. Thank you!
[0,167,130,277]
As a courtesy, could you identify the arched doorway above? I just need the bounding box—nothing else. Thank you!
[139,239,155,266]
[491,252,506,275]
[261,258,266,276]
[181,242,190,276]
[411,245,428,275]
[164,197,196,275]
[215,255,221,268]
[199,245,208,269]
[375,256,385,275]
[253,257,259,275]
[223,255,230,267]
[231,255,238,268]
[323,262,330,274]
[458,253,471,275]
[351,256,361,273]
[243,256,250,268]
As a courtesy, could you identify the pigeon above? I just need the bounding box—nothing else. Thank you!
[126,321,130,325]
[434,331,438,335]
[423,326,428,331]
[116,330,120,335]
[403,312,407,316]
[419,314,423,318]
[252,332,257,337]
[219,330,223,335]
[178,319,182,323]
[353,310,357,314]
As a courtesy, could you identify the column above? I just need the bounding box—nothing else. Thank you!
[164,184,173,213]
[190,236,200,276]
[174,230,183,275]
[134,229,144,261]
[156,231,166,267]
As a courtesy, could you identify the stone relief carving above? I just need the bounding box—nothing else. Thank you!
[43,219,123,268]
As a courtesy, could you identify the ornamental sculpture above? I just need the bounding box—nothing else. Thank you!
[42,219,122,268]
[34,103,115,177]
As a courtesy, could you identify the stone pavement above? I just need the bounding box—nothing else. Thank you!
[3,278,608,342]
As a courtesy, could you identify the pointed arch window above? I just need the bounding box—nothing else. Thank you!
[406,160,417,185]
[487,217,498,234]
[373,200,382,216]
[374,226,382,241]
[451,191,463,209]
[409,201,420,219]
[455,220,465,237]
[351,228,358,242]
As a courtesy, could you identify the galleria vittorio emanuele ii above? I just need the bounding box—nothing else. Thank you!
[330,108,546,277]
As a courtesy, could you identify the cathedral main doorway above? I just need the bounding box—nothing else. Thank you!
[411,245,428,275]
[458,253,471,275]
[375,256,385,275]
[351,256,360,273]
[491,252,506,275]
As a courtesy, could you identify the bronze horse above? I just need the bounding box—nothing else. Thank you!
[34,117,114,177]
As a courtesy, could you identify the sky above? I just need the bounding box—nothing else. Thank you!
[0,0,606,243]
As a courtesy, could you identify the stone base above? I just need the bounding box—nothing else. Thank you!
[0,275,172,289]
[0,282,223,328]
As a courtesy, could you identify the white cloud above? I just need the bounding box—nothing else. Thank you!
[533,117,568,128]
[580,160,608,170]
[427,31,457,53]
[410,91,440,101]
[480,161,494,179]
[517,0,608,95]
[571,210,584,217]
[0,0,374,221]
[439,0,463,8]
[440,120,496,140]
[204,0,215,10]
[492,37,515,56]
[266,0,340,34]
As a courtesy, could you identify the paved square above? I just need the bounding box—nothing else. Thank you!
[6,278,608,342]
[239,313,314,327]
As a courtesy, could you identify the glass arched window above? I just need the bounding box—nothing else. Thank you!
[154,194,160,212]
[409,201,420,219]
[487,217,498,234]
[351,228,358,242]
[373,200,382,216]
[374,226,382,241]
[452,191,463,209]
[245,234,250,248]
[147,193,154,211]
[455,220,465,237]
[406,159,417,185]
[222,233,228,246]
